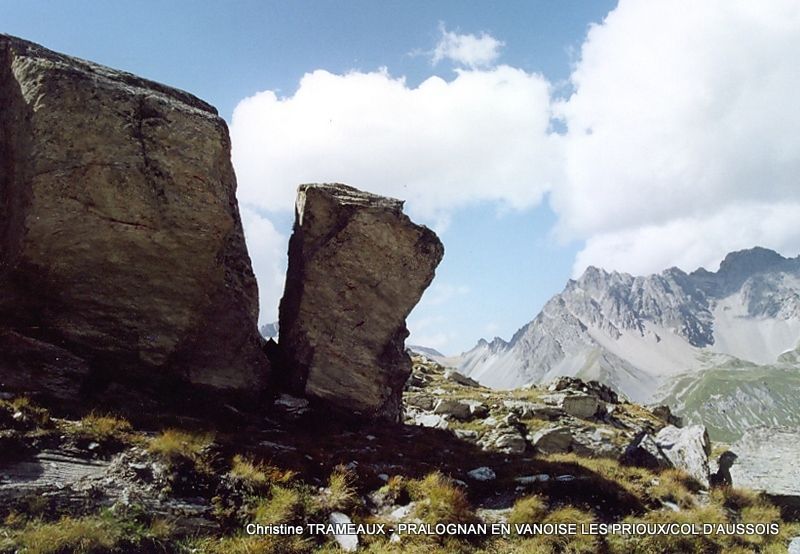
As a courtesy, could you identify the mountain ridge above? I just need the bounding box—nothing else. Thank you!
[453,247,800,413]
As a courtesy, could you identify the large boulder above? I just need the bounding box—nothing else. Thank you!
[621,431,672,470]
[529,426,573,455]
[655,425,711,487]
[278,184,443,421]
[0,35,268,400]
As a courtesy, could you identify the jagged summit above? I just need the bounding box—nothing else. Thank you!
[457,247,800,411]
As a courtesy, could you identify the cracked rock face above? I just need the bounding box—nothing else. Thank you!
[278,184,443,422]
[0,35,268,399]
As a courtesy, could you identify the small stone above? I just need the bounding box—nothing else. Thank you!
[467,467,496,481]
[515,474,550,484]
[275,394,310,413]
[415,413,448,429]
[329,512,358,552]
[454,429,479,441]
[378,473,389,482]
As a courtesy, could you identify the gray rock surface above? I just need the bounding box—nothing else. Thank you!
[467,466,496,481]
[0,34,267,399]
[655,424,711,486]
[730,427,800,501]
[329,512,358,552]
[444,370,481,388]
[278,183,443,421]
[0,447,217,533]
[622,431,671,470]
[529,426,573,455]
[433,399,473,421]
[480,426,526,454]
[561,394,602,419]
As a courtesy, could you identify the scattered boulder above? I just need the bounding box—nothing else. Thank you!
[515,474,550,485]
[467,467,496,481]
[414,413,448,429]
[454,429,479,442]
[655,425,711,487]
[328,512,358,552]
[466,400,490,419]
[278,184,443,422]
[503,400,564,420]
[529,426,573,455]
[561,394,602,419]
[0,35,267,400]
[649,405,683,427]
[433,399,473,421]
[570,426,622,458]
[622,431,671,470]
[480,427,527,454]
[406,396,435,411]
[444,370,481,388]
[549,377,620,404]
[274,394,310,416]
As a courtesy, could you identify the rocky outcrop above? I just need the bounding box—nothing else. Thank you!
[278,184,443,422]
[0,35,267,401]
[655,425,711,487]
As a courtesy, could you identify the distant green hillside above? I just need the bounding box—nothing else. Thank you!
[660,362,800,443]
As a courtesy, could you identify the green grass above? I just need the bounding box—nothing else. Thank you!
[409,472,476,525]
[148,428,213,463]
[229,454,296,492]
[66,413,136,450]
[7,509,171,554]
[0,397,51,432]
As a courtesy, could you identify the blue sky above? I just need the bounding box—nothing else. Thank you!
[5,1,800,354]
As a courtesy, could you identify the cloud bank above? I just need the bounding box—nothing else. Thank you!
[558,0,800,275]
[231,65,560,227]
[232,3,800,328]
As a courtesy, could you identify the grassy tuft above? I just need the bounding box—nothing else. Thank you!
[68,413,135,450]
[322,465,359,513]
[9,509,170,554]
[507,495,548,526]
[230,455,296,492]
[148,428,213,463]
[251,485,314,526]
[409,472,476,525]
[649,468,699,509]
[0,397,51,431]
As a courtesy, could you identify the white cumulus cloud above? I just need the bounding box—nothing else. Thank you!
[556,0,800,276]
[431,24,504,68]
[231,65,560,228]
[239,207,287,324]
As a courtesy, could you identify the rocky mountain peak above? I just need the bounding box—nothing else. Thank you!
[716,247,794,286]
